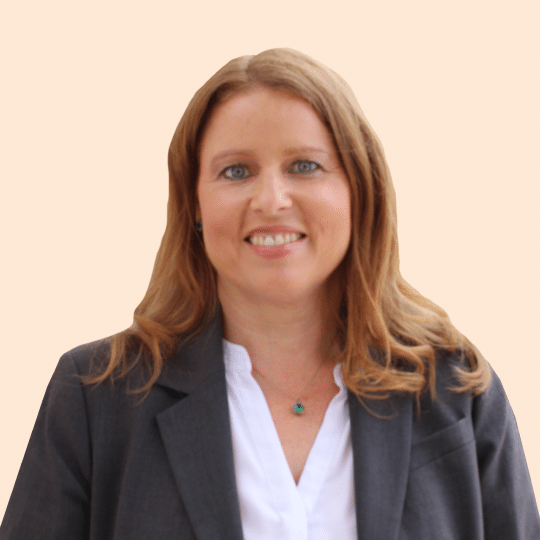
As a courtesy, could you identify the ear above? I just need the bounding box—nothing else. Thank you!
[194,202,203,233]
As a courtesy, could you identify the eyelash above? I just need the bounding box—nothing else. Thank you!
[219,160,321,180]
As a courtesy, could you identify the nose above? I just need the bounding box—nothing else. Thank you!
[249,169,293,214]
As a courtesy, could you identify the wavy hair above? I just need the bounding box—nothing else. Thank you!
[83,48,491,407]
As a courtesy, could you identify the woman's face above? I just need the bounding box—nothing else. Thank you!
[197,86,351,306]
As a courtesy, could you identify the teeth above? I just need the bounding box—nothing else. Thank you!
[248,233,302,246]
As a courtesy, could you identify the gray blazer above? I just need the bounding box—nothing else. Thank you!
[2,310,539,539]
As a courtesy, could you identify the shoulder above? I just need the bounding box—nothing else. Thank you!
[57,336,114,377]
[411,347,506,442]
[42,337,177,438]
[410,346,530,481]
[39,338,111,417]
[33,337,192,480]
[408,346,521,477]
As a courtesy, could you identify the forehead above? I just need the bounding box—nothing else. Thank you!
[212,86,315,118]
[199,87,335,155]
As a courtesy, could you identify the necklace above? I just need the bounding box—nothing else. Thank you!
[251,359,326,415]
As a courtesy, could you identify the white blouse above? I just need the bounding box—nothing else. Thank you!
[223,339,357,540]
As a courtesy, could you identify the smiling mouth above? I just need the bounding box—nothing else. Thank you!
[245,233,306,246]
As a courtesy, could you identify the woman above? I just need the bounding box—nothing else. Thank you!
[1,48,538,539]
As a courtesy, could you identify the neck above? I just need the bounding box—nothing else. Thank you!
[218,282,337,380]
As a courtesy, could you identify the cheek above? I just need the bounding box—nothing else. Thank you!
[199,190,225,230]
[323,181,351,211]
[317,184,351,236]
[199,195,242,250]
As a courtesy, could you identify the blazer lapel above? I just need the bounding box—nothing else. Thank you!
[349,390,413,540]
[155,310,244,540]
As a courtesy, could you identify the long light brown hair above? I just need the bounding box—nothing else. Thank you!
[83,48,491,406]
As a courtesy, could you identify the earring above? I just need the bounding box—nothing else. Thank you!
[196,220,202,232]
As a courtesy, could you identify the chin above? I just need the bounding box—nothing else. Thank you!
[250,277,324,306]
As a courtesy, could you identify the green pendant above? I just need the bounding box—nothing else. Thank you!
[293,401,305,414]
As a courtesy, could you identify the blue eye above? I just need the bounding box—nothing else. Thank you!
[220,160,319,179]
[291,160,319,174]
[222,164,250,180]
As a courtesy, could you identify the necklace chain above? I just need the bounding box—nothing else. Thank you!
[251,358,326,415]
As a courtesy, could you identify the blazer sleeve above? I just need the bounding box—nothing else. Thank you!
[0,352,92,540]
[473,368,540,539]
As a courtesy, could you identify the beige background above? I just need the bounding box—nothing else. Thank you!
[1,0,538,520]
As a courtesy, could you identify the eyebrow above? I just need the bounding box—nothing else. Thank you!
[209,146,329,170]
